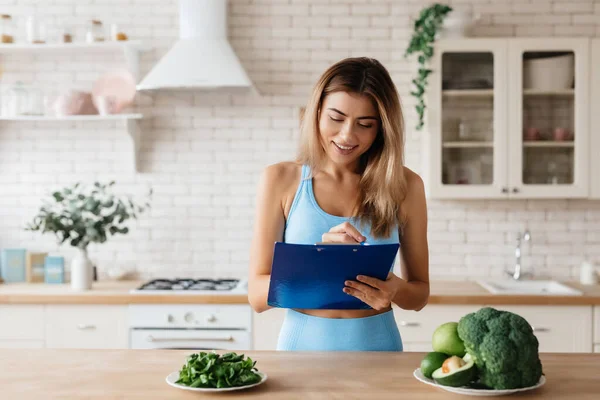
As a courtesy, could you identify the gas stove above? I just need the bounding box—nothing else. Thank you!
[130,278,247,295]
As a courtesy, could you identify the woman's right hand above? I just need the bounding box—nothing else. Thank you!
[321,222,366,244]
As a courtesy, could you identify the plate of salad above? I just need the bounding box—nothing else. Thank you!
[166,351,267,392]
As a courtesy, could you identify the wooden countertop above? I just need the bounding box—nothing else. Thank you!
[1,280,599,305]
[0,349,598,399]
[0,281,249,305]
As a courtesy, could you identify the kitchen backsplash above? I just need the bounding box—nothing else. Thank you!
[0,0,599,281]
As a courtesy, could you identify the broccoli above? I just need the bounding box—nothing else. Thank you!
[457,307,543,390]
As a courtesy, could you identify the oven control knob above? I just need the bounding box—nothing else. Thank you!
[167,314,175,323]
[184,312,195,323]
[206,314,217,323]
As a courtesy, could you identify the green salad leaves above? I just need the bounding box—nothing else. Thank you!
[175,352,262,389]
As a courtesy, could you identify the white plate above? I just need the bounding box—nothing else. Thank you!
[165,370,267,392]
[413,368,545,397]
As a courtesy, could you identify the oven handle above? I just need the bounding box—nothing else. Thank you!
[146,335,234,343]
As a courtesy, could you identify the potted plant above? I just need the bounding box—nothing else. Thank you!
[25,181,152,291]
[405,3,453,131]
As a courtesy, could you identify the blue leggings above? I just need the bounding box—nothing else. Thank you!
[276,309,403,351]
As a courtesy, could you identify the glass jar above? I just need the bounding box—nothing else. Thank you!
[0,14,15,44]
[86,19,104,43]
[26,15,47,44]
[109,23,128,41]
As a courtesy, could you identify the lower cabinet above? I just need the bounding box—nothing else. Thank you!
[45,305,129,349]
[394,305,481,351]
[0,340,44,348]
[595,345,600,353]
[252,308,287,350]
[493,305,593,353]
[0,305,45,343]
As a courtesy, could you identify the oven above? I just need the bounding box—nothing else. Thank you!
[129,304,252,350]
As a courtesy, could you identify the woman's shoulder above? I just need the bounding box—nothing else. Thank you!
[403,166,424,192]
[401,166,426,211]
[259,161,303,194]
[262,161,302,184]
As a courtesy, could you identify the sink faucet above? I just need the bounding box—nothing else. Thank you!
[506,230,531,280]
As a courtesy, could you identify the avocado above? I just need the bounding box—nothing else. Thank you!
[431,354,476,387]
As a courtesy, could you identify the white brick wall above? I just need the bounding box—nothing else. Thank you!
[0,0,599,282]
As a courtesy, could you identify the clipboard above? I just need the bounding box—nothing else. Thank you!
[267,242,400,310]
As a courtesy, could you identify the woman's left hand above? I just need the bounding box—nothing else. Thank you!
[343,273,401,310]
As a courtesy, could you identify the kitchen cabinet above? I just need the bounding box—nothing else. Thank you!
[591,39,600,199]
[0,340,44,348]
[0,305,45,344]
[252,308,286,350]
[45,305,128,349]
[493,305,592,353]
[426,38,590,199]
[394,305,481,351]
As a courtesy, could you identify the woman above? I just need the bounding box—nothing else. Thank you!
[248,57,429,351]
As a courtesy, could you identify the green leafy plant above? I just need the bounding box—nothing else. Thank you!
[405,3,453,131]
[25,181,152,250]
[176,352,262,389]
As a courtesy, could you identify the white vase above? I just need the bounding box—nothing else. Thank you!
[71,249,93,291]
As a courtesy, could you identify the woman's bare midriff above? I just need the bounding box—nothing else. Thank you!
[293,306,392,319]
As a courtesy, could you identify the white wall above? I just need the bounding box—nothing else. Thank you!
[0,0,599,281]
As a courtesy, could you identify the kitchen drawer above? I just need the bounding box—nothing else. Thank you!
[131,329,251,351]
[252,308,286,350]
[594,306,600,343]
[0,339,44,349]
[45,305,128,349]
[129,304,251,330]
[393,305,481,344]
[0,305,44,340]
[402,342,433,352]
[494,305,593,353]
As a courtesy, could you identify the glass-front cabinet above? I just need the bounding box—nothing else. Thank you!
[591,39,600,199]
[508,38,589,198]
[426,38,590,199]
[427,39,507,199]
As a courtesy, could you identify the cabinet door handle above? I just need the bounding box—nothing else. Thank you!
[512,187,520,193]
[146,335,233,343]
[399,321,420,327]
[501,187,508,194]
[76,324,96,330]
[532,326,549,333]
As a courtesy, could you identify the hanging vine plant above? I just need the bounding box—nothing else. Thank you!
[404,3,453,131]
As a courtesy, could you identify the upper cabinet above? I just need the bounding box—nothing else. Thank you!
[591,39,600,199]
[425,38,590,200]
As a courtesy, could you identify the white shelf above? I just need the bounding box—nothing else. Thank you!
[523,89,574,96]
[443,141,494,148]
[0,114,143,121]
[0,40,147,52]
[442,89,494,97]
[0,114,143,172]
[523,141,575,148]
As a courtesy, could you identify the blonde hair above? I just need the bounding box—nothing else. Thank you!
[297,57,407,238]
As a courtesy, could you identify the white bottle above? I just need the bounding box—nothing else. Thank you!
[579,261,598,285]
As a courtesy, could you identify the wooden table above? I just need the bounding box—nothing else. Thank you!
[0,349,598,399]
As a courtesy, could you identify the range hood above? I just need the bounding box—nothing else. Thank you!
[137,0,254,91]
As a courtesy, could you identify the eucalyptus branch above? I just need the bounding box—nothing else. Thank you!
[25,181,152,251]
[405,3,453,131]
